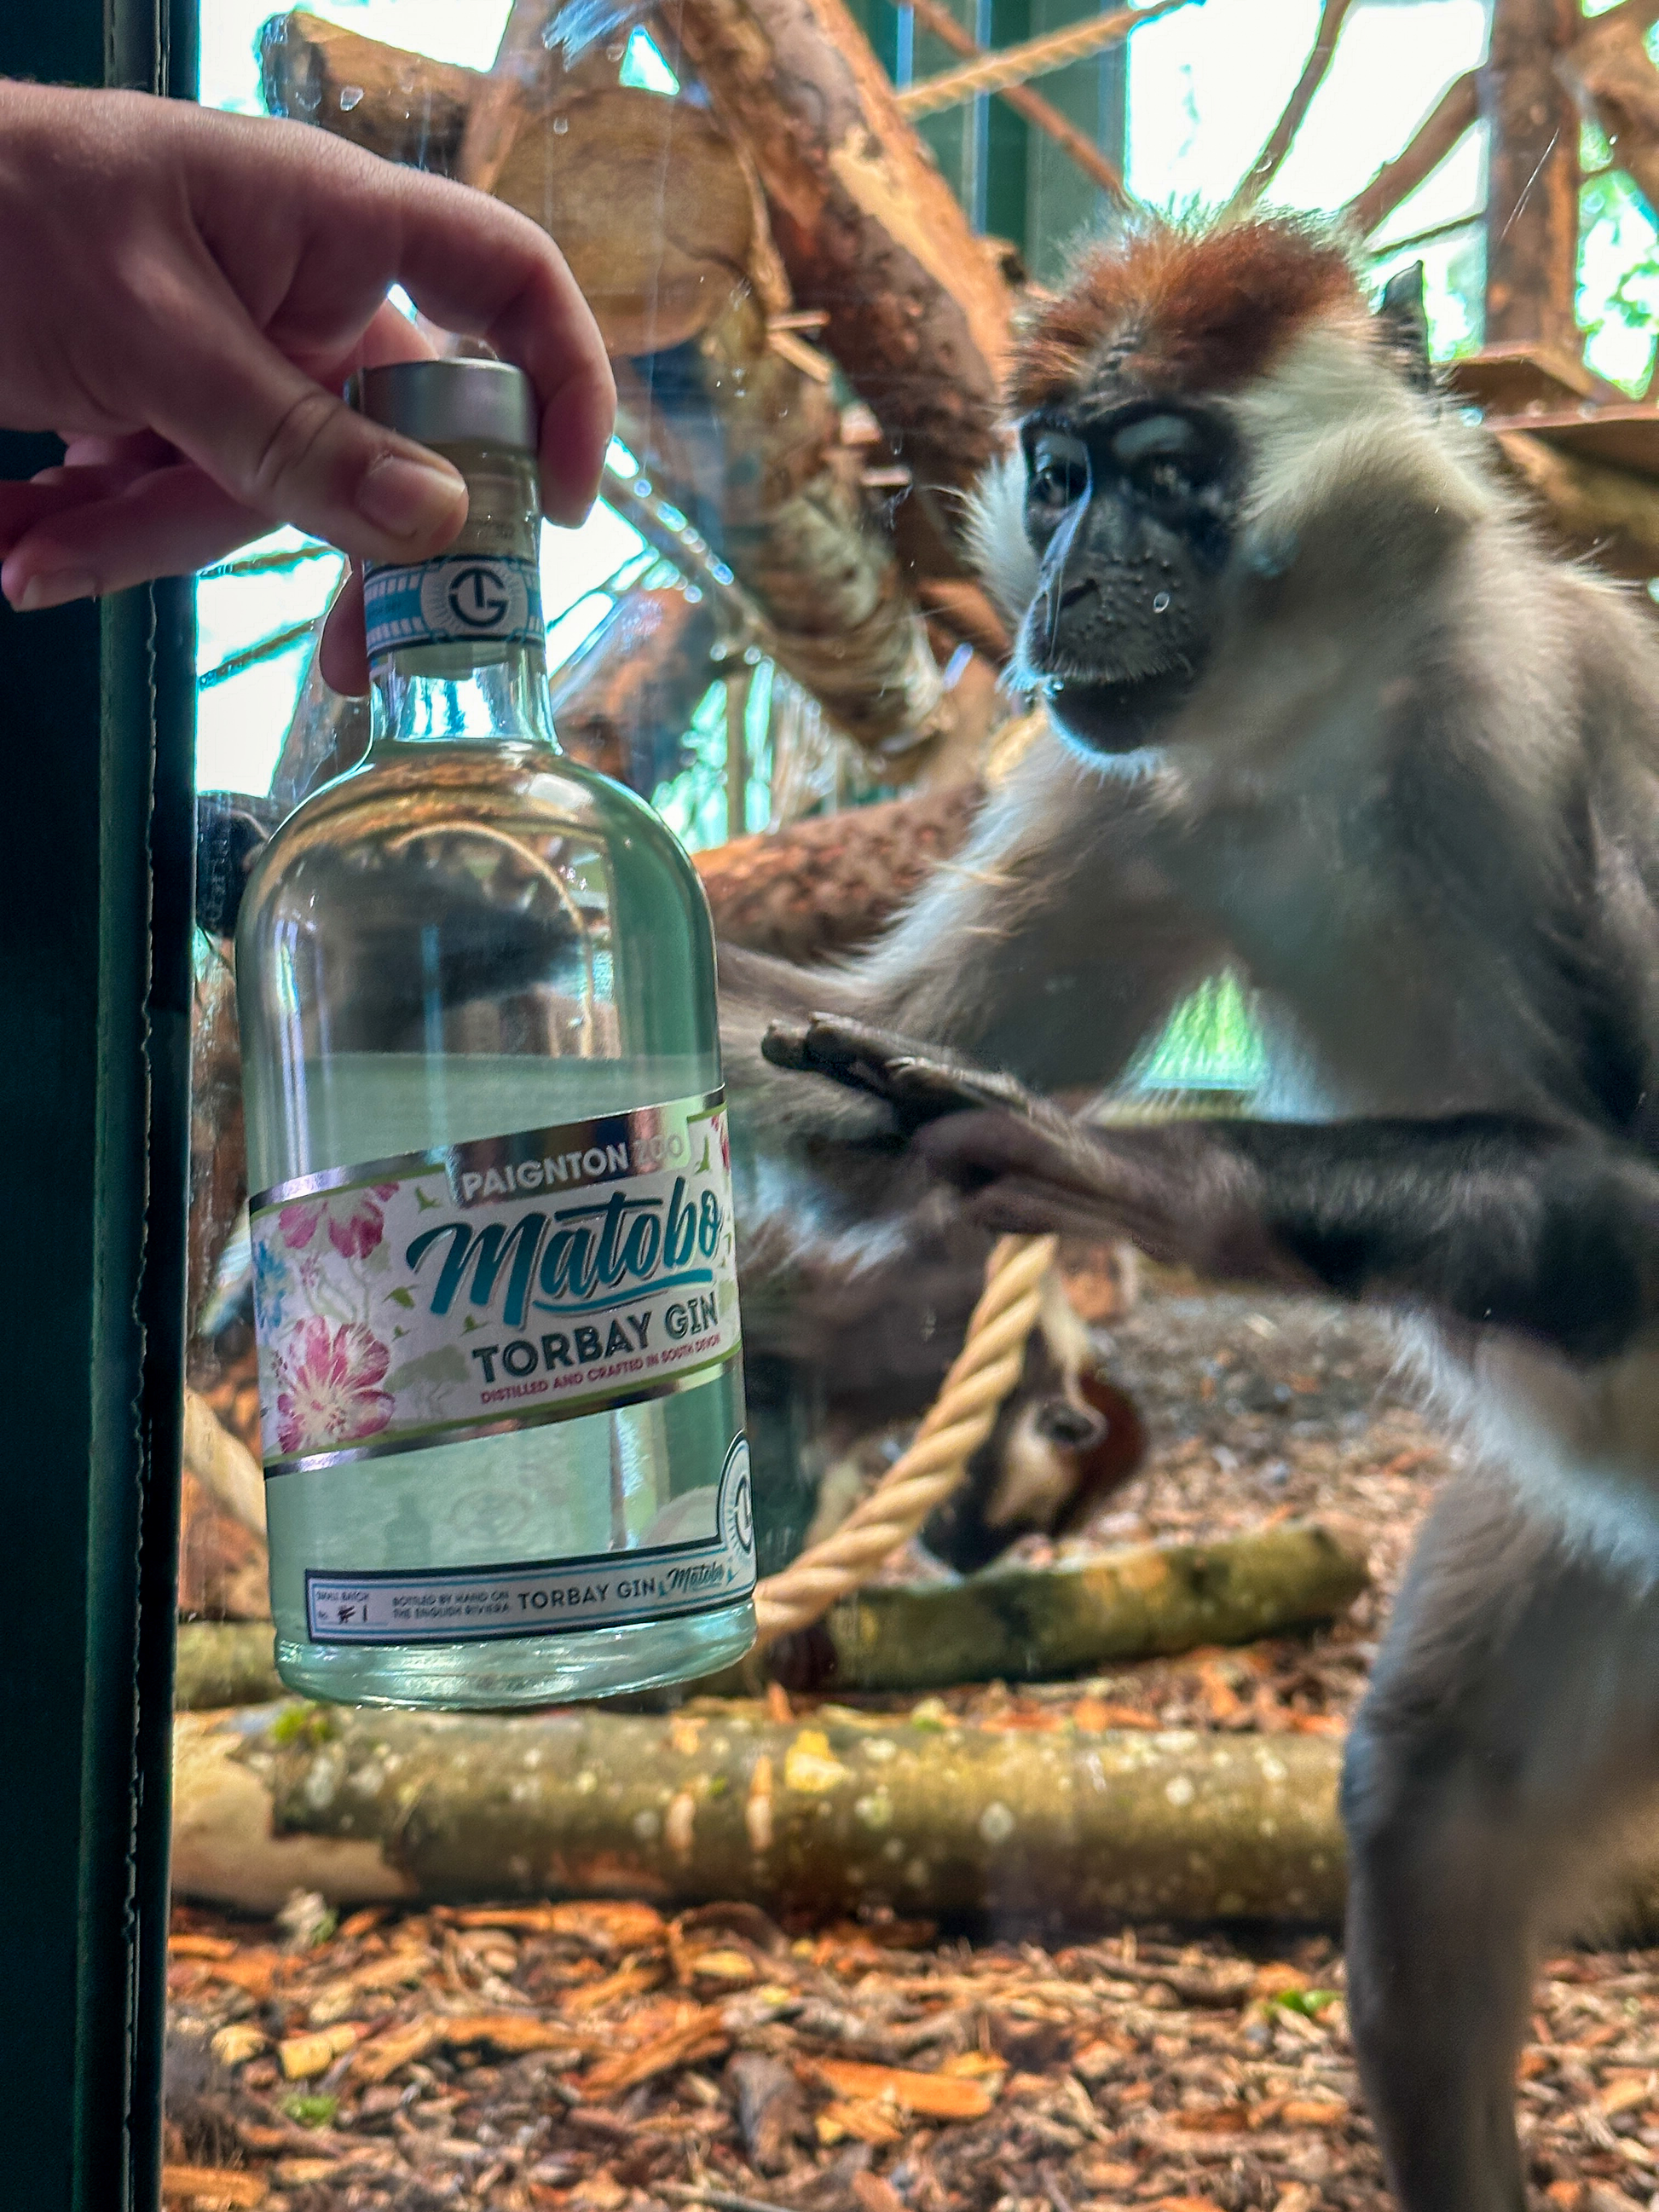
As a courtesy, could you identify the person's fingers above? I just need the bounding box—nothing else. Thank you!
[2,463,267,606]
[484,260,616,527]
[0,464,153,557]
[318,563,369,696]
[134,274,469,562]
[369,172,614,526]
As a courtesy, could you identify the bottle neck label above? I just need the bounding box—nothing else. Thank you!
[363,552,543,665]
[248,1089,742,1476]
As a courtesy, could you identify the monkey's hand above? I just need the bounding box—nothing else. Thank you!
[918,1111,1293,1281]
[760,1014,1060,1135]
[761,1014,1286,1281]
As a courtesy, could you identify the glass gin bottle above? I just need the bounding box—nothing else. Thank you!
[236,359,754,1707]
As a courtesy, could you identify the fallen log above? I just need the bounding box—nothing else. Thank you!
[173,1515,1360,1710]
[176,1620,281,1712]
[694,777,984,960]
[171,1701,1348,1920]
[820,1519,1370,1693]
[258,10,474,170]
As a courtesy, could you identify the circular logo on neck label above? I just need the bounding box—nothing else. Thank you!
[364,553,543,661]
[442,563,515,629]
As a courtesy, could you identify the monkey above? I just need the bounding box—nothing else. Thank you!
[711,212,1659,2212]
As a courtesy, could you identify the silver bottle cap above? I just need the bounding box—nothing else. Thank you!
[347,358,538,453]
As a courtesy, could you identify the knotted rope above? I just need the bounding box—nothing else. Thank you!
[752,1233,1057,1644]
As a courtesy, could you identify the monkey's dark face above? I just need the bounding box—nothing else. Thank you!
[1018,401,1239,755]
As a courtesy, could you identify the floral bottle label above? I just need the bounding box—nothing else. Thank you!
[250,1090,742,1476]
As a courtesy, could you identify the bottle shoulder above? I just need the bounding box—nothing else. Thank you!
[241,744,710,933]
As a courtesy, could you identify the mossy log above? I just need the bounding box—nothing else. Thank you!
[176,1620,283,1712]
[819,1520,1370,1693]
[172,1700,1347,1921]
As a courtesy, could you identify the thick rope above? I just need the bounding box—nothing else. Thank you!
[753,1233,1056,1645]
[893,0,1188,119]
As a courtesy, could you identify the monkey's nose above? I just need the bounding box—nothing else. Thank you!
[1034,1399,1107,1450]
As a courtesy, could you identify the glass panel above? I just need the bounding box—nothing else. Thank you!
[170,1,1659,2204]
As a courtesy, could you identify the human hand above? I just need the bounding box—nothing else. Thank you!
[0,81,614,688]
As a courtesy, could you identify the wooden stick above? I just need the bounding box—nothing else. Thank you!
[902,0,1129,200]
[1226,0,1356,216]
[1342,67,1479,240]
[894,0,1192,118]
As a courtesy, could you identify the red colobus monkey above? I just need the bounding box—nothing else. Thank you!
[720,215,1659,2212]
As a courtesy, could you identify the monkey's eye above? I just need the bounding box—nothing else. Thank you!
[1112,412,1209,500]
[1027,433,1089,512]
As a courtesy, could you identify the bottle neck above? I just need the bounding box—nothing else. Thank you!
[362,442,557,752]
[373,638,557,748]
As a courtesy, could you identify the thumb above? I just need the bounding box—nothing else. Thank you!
[144,300,468,560]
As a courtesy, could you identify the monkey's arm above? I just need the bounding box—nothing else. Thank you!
[772,1016,1659,1362]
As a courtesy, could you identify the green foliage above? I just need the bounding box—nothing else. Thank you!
[270,1703,339,1749]
[1131,973,1267,1094]
[1269,1986,1340,2018]
[283,2093,339,2128]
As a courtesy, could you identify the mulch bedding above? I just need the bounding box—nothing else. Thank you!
[165,1276,1659,2212]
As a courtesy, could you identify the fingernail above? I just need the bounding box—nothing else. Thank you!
[10,570,98,612]
[356,452,466,540]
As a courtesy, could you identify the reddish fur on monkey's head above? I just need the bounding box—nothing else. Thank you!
[1010,215,1363,414]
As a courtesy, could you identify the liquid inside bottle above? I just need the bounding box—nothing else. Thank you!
[234,361,755,1707]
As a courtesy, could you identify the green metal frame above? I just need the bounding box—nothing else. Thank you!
[0,3,197,2203]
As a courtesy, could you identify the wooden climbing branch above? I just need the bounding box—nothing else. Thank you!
[893,0,1193,119]
[903,0,1128,200]
[1342,68,1479,239]
[1227,0,1357,215]
[1560,0,1659,222]
[1483,0,1581,351]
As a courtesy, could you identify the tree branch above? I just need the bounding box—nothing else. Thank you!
[1228,0,1357,217]
[1342,67,1479,240]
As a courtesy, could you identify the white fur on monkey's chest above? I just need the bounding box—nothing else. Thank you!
[1411,1321,1659,1579]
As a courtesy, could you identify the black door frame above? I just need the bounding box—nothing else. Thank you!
[0,3,197,2203]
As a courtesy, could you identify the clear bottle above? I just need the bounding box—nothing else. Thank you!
[236,360,755,1707]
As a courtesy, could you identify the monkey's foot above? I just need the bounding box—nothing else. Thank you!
[760,1014,1050,1131]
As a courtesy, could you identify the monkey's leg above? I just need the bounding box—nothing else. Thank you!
[1344,1470,1659,2212]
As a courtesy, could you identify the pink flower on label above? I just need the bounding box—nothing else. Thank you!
[327,1187,393,1260]
[274,1318,394,1457]
[278,1198,324,1249]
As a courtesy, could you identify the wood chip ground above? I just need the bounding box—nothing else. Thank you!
[169,1275,1659,2210]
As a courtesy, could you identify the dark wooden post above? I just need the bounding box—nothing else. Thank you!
[1482,0,1583,350]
